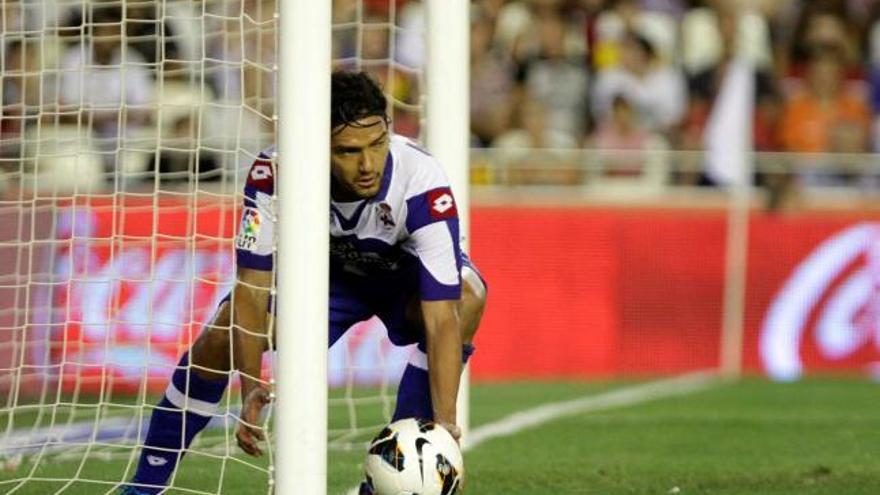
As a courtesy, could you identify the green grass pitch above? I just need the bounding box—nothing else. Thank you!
[1,378,878,494]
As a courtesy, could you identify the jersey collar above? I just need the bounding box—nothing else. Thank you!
[330,152,394,231]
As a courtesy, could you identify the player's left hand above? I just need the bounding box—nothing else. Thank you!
[237,385,271,457]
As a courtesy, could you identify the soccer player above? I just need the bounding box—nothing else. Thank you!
[121,71,486,494]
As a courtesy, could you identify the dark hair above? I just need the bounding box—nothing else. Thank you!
[331,70,388,132]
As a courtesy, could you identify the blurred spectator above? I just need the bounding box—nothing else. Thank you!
[493,0,537,59]
[148,114,220,182]
[342,15,421,137]
[784,3,861,77]
[589,93,669,188]
[592,0,678,70]
[333,0,359,60]
[2,33,63,151]
[492,97,580,185]
[641,0,687,17]
[494,96,578,149]
[58,7,153,138]
[680,0,773,75]
[1,39,44,155]
[163,1,204,72]
[513,0,587,62]
[1,0,69,32]
[1,1,25,33]
[682,5,781,153]
[205,0,276,112]
[478,0,508,21]
[779,44,871,155]
[395,1,426,70]
[517,11,590,144]
[331,3,422,137]
[591,31,687,136]
[865,4,880,153]
[492,0,585,63]
[780,46,871,185]
[124,3,181,66]
[470,8,516,147]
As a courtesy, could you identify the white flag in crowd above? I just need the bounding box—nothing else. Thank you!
[703,58,755,186]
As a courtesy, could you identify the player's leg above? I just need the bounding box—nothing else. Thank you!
[123,299,234,494]
[328,273,380,348]
[360,267,485,495]
[390,265,487,421]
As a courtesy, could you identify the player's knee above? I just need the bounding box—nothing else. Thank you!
[190,327,232,379]
[193,325,231,357]
[191,302,233,373]
[205,326,231,353]
[460,269,486,342]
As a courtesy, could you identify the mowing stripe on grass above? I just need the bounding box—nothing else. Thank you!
[344,371,722,494]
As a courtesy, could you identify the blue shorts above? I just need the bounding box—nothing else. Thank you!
[220,255,483,349]
[329,254,483,348]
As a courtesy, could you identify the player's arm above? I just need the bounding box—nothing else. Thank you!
[405,184,465,436]
[231,266,272,456]
[233,154,276,456]
[421,299,462,430]
[232,267,272,404]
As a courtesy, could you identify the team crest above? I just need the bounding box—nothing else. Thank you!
[376,202,395,228]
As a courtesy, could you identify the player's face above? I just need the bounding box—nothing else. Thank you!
[330,116,390,201]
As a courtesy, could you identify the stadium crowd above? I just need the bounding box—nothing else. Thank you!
[1,0,880,197]
[460,0,880,194]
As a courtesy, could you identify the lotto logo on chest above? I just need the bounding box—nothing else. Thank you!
[427,188,457,220]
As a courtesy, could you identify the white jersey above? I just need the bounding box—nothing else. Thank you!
[234,135,463,300]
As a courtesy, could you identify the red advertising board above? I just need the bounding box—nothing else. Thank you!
[46,197,239,393]
[744,218,880,380]
[469,207,727,380]
[470,207,880,381]
[5,199,877,394]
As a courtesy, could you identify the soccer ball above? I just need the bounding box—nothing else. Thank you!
[362,418,463,495]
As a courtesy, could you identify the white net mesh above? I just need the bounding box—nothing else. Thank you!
[0,0,422,492]
[327,0,426,451]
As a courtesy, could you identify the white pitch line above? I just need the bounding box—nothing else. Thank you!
[344,370,721,494]
[463,370,720,451]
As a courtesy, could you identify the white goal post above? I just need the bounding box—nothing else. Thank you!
[274,1,331,494]
[277,0,470,492]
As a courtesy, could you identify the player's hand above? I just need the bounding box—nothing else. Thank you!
[237,385,271,457]
[437,421,461,443]
[436,421,466,491]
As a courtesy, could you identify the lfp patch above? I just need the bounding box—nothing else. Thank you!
[235,208,261,251]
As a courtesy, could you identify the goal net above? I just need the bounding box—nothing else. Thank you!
[0,0,425,492]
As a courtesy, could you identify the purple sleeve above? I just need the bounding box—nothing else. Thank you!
[405,187,462,301]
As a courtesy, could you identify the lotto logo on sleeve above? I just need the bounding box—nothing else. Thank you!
[246,157,275,192]
[427,188,457,220]
[250,164,272,181]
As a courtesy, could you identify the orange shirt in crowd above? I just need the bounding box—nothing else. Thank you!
[779,90,871,153]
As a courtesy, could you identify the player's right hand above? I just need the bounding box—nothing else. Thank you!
[236,385,271,457]
[437,421,461,443]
